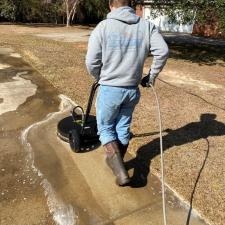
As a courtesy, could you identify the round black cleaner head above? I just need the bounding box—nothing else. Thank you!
[57,114,100,152]
[57,116,75,143]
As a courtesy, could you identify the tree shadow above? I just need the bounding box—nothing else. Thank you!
[164,35,225,66]
[169,44,225,67]
[125,113,225,188]
[3,22,93,30]
[0,22,64,28]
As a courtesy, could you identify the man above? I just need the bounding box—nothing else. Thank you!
[86,0,169,186]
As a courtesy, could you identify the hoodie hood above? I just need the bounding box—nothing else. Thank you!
[107,6,140,24]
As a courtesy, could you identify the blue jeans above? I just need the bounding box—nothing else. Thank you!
[96,85,140,146]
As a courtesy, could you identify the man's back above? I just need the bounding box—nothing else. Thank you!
[85,0,169,186]
[86,6,169,87]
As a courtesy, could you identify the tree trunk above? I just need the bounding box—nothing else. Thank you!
[64,0,80,27]
[66,15,70,27]
[66,1,69,27]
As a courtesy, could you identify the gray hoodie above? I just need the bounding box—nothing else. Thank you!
[86,6,169,87]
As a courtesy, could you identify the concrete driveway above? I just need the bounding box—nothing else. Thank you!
[35,30,91,43]
[0,47,207,225]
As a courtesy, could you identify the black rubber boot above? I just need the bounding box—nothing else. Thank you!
[104,141,130,186]
[118,142,129,159]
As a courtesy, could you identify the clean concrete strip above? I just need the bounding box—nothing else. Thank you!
[62,131,207,225]
[21,95,78,225]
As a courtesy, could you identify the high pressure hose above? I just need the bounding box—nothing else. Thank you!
[149,83,167,225]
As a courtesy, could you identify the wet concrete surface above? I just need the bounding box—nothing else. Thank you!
[0,48,208,225]
[0,48,59,225]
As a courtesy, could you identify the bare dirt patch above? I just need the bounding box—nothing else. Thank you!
[0,24,224,225]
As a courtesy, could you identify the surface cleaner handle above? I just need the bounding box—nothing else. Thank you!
[82,81,100,132]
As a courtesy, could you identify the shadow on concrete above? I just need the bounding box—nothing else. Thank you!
[125,113,225,188]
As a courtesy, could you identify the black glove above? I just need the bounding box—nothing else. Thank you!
[141,74,156,87]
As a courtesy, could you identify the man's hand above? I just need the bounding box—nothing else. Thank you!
[141,74,156,87]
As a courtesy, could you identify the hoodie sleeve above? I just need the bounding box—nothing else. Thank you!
[149,24,169,79]
[85,24,103,80]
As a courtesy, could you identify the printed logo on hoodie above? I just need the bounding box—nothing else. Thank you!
[107,32,143,50]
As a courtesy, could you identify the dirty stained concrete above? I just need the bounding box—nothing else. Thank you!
[0,48,59,225]
[0,47,209,225]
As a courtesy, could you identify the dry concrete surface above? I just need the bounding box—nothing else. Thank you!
[0,24,224,225]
